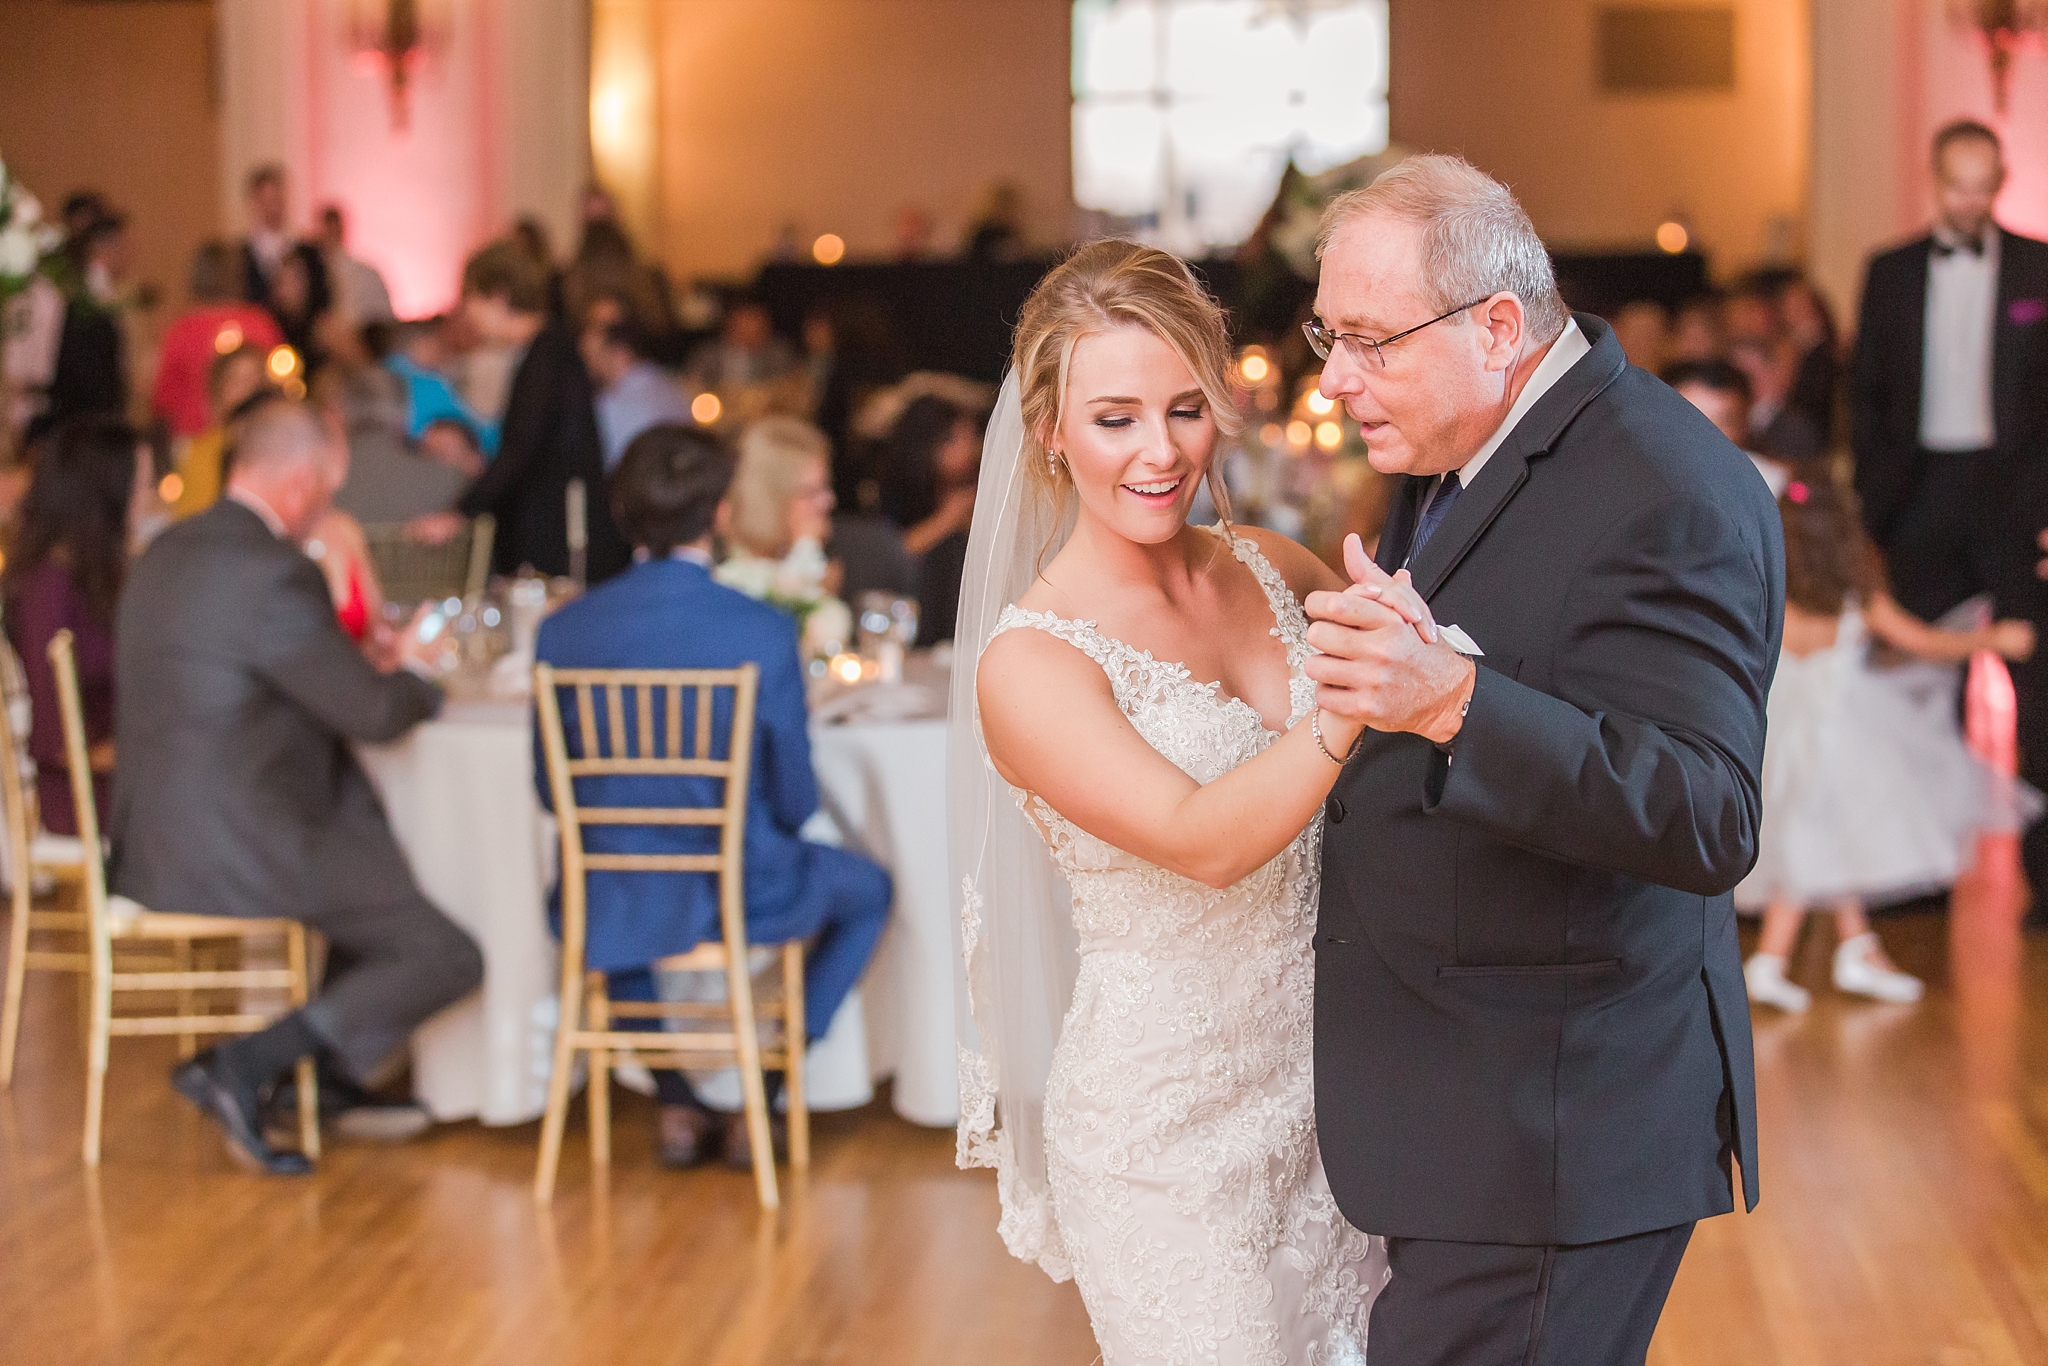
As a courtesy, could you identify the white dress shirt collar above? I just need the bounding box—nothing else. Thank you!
[226,486,289,539]
[1455,317,1591,490]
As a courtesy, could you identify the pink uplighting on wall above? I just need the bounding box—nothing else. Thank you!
[1912,7,2048,238]
[304,0,500,318]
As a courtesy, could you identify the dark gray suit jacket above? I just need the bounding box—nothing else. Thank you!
[110,500,442,920]
[1316,315,1781,1246]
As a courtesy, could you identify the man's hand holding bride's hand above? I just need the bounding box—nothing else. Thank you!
[1302,534,1477,747]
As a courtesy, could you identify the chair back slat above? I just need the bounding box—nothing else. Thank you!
[365,515,492,607]
[46,633,111,958]
[532,662,761,927]
[0,639,37,908]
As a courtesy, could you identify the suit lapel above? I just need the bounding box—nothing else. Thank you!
[1903,237,1933,437]
[1407,313,1628,599]
[1995,227,2023,448]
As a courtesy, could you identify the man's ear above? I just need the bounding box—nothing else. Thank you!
[1479,294,1527,374]
[712,497,734,539]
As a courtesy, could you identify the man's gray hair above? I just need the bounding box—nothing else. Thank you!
[1317,153,1568,345]
[231,398,328,475]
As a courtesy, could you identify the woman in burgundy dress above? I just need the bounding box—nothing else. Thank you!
[3,415,150,836]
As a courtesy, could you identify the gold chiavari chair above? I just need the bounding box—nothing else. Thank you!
[0,636,90,1087]
[48,630,320,1166]
[363,512,495,607]
[532,663,809,1210]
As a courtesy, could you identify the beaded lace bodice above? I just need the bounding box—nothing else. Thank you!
[992,530,1321,958]
[971,528,1381,1366]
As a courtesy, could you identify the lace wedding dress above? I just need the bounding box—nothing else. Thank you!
[969,530,1385,1366]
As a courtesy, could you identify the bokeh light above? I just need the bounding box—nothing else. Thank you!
[812,233,846,265]
[691,392,723,425]
[1656,221,1690,254]
[1314,420,1343,450]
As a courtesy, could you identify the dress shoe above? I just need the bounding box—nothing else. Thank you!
[721,1109,789,1171]
[1743,953,1810,1013]
[267,1075,433,1144]
[1832,933,1924,1003]
[172,1051,313,1176]
[658,1104,725,1169]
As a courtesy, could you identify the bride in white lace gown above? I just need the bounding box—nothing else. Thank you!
[954,241,1390,1365]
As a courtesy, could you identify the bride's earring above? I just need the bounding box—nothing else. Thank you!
[1047,450,1060,475]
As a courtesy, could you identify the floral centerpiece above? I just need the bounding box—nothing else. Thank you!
[0,155,62,462]
[0,158,59,295]
[715,536,854,661]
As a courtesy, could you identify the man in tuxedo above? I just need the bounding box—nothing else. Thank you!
[1302,155,1779,1364]
[112,400,482,1173]
[1850,120,2048,920]
[239,164,331,349]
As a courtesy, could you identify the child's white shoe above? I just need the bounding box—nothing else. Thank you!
[1832,933,1924,1003]
[1744,954,1811,1013]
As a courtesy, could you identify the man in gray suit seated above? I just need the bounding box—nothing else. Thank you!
[111,399,483,1174]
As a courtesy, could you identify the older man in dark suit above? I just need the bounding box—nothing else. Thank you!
[1301,154,1780,1365]
[111,399,482,1174]
[1851,119,2048,921]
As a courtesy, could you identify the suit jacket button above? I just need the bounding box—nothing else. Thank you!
[1326,796,1345,824]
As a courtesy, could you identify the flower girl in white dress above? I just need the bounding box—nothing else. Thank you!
[955,241,1391,1364]
[1738,470,2036,1012]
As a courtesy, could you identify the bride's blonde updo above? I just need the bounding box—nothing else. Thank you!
[1011,240,1242,512]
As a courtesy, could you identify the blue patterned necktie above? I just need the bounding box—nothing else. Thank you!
[1404,473,1463,567]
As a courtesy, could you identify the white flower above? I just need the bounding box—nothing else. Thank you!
[714,554,777,600]
[773,537,831,601]
[11,190,41,229]
[0,226,41,280]
[804,596,852,656]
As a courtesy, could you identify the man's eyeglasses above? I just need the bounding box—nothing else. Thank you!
[1303,297,1491,370]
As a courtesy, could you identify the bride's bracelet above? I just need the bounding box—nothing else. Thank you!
[1312,707,1362,765]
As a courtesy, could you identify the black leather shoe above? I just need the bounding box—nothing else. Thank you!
[172,1051,314,1176]
[658,1104,725,1169]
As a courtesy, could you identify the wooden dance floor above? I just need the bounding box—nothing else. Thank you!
[4,842,2045,1365]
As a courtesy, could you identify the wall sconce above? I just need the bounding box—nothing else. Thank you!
[1949,0,2048,112]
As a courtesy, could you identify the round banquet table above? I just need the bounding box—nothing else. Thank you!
[357,694,962,1129]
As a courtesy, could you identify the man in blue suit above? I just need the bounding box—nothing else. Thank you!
[535,423,891,1168]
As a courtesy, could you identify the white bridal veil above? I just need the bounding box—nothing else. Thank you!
[949,371,1081,1277]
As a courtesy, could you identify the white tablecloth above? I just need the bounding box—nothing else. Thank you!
[357,702,560,1126]
[358,696,959,1128]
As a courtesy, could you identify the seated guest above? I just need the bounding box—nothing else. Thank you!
[1663,358,1791,496]
[877,395,982,644]
[170,347,273,520]
[717,417,853,657]
[1726,282,1823,462]
[1777,275,1842,447]
[111,400,482,1174]
[379,319,499,459]
[2,416,152,835]
[535,424,891,1169]
[685,297,796,395]
[582,311,690,472]
[151,242,285,440]
[322,355,472,526]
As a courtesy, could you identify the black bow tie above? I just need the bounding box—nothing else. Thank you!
[1933,235,1987,259]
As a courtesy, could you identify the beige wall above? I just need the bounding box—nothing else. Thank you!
[0,0,221,309]
[640,0,1074,281]
[1389,0,1810,274]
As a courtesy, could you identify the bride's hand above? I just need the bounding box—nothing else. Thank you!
[1338,534,1437,645]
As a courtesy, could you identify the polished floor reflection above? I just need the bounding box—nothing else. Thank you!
[3,846,2043,1365]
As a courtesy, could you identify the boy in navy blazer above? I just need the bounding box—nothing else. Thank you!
[535,423,890,1167]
